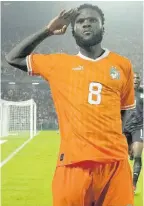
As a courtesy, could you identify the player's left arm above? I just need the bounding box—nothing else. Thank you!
[121,60,135,132]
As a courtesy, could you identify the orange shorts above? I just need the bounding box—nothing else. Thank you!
[52,160,134,206]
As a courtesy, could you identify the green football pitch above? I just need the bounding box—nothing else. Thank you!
[1,131,143,206]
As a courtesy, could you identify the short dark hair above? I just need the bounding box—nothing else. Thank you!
[71,4,105,28]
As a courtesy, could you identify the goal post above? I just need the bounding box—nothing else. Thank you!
[0,99,37,139]
[0,101,9,137]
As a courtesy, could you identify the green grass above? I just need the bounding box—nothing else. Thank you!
[1,131,143,206]
[1,135,29,161]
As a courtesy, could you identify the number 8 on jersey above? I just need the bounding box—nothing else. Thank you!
[88,82,102,105]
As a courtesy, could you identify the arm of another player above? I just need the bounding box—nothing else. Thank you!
[5,9,76,72]
[121,110,129,132]
[121,61,135,132]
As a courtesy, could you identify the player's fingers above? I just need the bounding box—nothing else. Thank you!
[63,9,74,19]
[54,25,67,35]
[72,8,79,15]
[67,8,76,15]
[59,10,66,17]
[69,9,79,19]
[67,9,80,22]
[61,25,67,33]
[64,8,74,15]
[71,9,80,18]
[60,9,71,18]
[53,30,60,35]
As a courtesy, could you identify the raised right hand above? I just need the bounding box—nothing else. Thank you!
[46,9,77,35]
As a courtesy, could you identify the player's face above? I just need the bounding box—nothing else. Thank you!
[134,73,141,89]
[73,8,104,47]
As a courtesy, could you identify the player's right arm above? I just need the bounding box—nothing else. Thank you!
[5,9,76,72]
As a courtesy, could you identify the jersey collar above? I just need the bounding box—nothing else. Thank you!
[77,48,110,62]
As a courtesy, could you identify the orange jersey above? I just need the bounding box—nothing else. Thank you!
[26,49,135,166]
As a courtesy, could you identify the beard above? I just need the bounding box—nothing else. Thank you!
[73,29,103,48]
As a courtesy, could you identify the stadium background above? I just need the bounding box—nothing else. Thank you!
[1,1,143,131]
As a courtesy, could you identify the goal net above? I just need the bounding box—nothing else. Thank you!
[0,99,37,139]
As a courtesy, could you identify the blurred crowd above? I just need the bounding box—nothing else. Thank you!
[1,83,58,130]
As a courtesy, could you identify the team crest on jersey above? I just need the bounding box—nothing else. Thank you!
[110,67,120,80]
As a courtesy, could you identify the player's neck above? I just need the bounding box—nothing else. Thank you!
[79,44,104,60]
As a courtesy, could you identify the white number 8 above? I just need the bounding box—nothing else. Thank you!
[88,82,102,105]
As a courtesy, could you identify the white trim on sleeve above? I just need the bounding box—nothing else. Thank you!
[26,55,33,76]
[121,103,136,110]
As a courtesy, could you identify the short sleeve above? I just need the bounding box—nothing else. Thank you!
[26,53,55,80]
[121,61,135,110]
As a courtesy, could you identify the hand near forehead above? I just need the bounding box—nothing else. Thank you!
[47,9,79,35]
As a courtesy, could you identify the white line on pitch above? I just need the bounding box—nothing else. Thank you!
[0,140,8,145]
[0,138,33,168]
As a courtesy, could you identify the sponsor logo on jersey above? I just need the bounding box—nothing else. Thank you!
[72,66,84,71]
[110,67,120,79]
